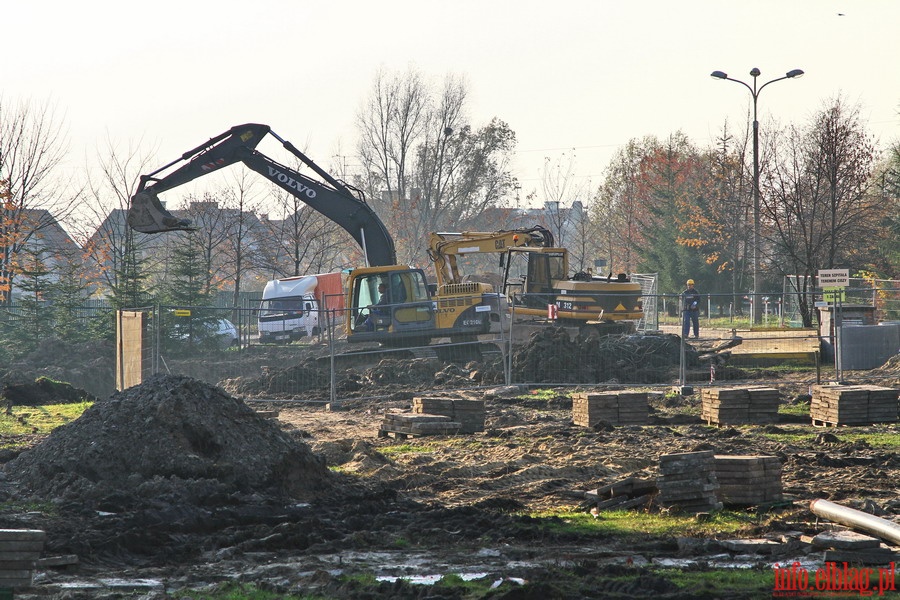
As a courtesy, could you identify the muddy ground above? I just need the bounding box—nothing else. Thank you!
[0,334,899,599]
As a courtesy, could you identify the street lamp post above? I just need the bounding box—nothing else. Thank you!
[710,67,804,325]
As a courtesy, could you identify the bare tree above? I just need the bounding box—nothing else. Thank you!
[215,171,266,308]
[0,97,75,303]
[763,96,880,326]
[265,181,350,279]
[356,67,429,257]
[181,191,232,298]
[706,123,752,306]
[539,151,588,247]
[565,200,602,275]
[77,137,161,307]
[356,68,517,266]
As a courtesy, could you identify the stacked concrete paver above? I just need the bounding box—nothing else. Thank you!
[572,391,649,427]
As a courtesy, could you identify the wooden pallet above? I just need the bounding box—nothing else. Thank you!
[377,427,460,439]
[378,429,420,439]
[812,419,845,428]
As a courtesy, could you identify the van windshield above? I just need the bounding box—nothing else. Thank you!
[260,298,305,314]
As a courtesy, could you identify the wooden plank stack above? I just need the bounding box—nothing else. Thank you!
[810,384,898,426]
[657,450,722,512]
[379,412,460,438]
[0,529,45,590]
[412,397,485,434]
[572,391,649,427]
[701,386,781,425]
[713,455,783,506]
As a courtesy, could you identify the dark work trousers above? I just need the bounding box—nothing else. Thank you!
[682,310,699,338]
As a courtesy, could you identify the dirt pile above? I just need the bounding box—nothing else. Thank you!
[0,375,97,407]
[4,374,333,510]
[223,357,331,396]
[4,338,116,400]
[511,328,693,383]
[222,331,701,398]
[222,355,504,399]
[869,353,900,385]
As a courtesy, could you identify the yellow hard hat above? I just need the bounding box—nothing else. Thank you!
[687,279,694,285]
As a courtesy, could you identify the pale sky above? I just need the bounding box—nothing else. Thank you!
[4,0,899,218]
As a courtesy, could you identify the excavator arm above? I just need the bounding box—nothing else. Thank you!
[128,123,397,267]
[427,226,554,288]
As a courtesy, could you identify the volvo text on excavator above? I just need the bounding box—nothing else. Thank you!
[428,227,643,334]
[127,123,507,347]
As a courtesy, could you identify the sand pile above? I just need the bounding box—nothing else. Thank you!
[4,374,332,509]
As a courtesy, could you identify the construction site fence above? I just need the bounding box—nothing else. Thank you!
[3,289,898,402]
[122,292,898,401]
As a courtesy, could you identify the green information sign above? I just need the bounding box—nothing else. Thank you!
[822,287,845,303]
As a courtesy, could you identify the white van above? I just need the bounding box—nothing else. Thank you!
[257,272,344,343]
[258,276,320,342]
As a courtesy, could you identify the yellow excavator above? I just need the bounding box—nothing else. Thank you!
[127,123,507,348]
[428,227,643,334]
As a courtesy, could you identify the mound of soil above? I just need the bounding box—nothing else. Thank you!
[4,338,116,400]
[1,376,97,407]
[4,374,333,510]
[511,328,693,383]
[220,331,703,399]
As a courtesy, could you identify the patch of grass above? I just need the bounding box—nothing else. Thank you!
[519,388,559,400]
[778,402,810,417]
[377,443,432,457]
[341,572,379,586]
[173,582,325,599]
[534,509,755,539]
[0,402,92,449]
[760,429,818,444]
[757,363,819,373]
[0,500,58,517]
[841,431,900,448]
[428,437,487,451]
[762,427,900,448]
[659,566,774,596]
[517,388,575,404]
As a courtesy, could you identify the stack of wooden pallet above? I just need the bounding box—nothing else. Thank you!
[810,384,898,426]
[572,391,649,427]
[713,455,783,506]
[0,529,45,590]
[701,386,781,425]
[412,396,485,434]
[657,450,722,512]
[379,412,460,438]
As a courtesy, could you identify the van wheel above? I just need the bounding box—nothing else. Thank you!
[312,326,321,336]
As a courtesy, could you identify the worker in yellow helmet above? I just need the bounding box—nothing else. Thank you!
[681,279,700,339]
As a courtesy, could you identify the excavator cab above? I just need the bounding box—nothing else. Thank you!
[127,190,194,233]
[346,267,436,345]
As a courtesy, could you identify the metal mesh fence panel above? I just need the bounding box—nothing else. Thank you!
[4,288,895,404]
[0,300,119,399]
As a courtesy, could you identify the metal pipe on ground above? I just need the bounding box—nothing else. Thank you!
[809,498,900,546]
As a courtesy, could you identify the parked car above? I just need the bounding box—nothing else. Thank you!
[172,318,239,350]
[210,319,239,348]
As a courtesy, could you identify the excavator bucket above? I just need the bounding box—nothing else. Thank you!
[127,190,194,233]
